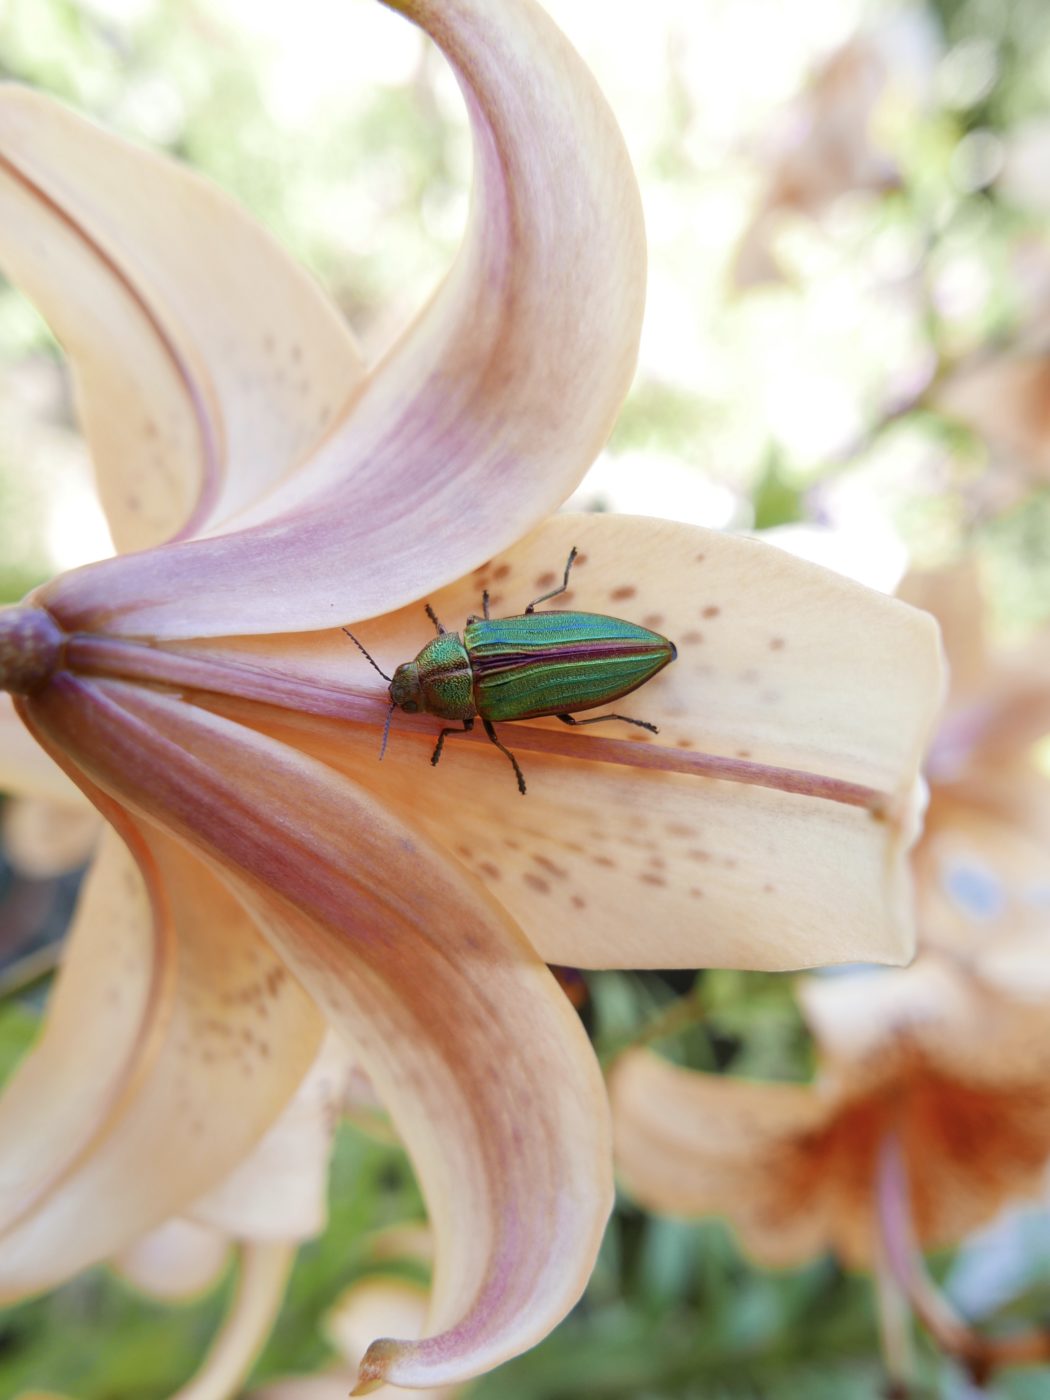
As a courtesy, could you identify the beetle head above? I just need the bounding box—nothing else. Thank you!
[390,662,422,713]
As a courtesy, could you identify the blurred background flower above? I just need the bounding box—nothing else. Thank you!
[4,0,1050,1395]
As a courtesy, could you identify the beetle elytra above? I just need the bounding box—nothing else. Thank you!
[343,548,677,795]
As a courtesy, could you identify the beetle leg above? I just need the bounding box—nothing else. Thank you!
[482,718,527,795]
[425,603,446,635]
[525,546,578,613]
[556,712,659,734]
[465,591,491,626]
[431,716,474,768]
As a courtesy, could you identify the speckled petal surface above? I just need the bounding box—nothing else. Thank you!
[193,513,944,969]
[190,1030,354,1241]
[23,678,612,1390]
[0,797,324,1295]
[0,86,362,552]
[39,0,646,638]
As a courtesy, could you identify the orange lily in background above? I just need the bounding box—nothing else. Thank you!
[0,0,944,1391]
[611,558,1050,1383]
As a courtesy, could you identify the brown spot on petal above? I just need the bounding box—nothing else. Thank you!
[770,637,785,650]
[479,861,500,880]
[643,613,665,628]
[666,822,694,838]
[493,563,511,581]
[737,749,751,759]
[610,585,636,602]
[571,894,587,909]
[523,872,550,895]
[688,849,711,862]
[534,571,556,589]
[593,855,616,869]
[533,853,568,879]
[682,630,704,646]
[640,872,666,887]
[689,886,705,898]
[574,553,589,567]
[702,605,720,619]
[676,738,694,750]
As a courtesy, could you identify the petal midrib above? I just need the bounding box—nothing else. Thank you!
[0,147,223,540]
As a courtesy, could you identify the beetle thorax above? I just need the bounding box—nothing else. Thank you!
[390,662,422,713]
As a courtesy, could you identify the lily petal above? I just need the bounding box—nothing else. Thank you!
[24,677,613,1389]
[0,85,363,553]
[113,1218,231,1302]
[189,514,944,968]
[170,1242,296,1400]
[610,1049,833,1267]
[0,801,324,1295]
[325,1276,461,1400]
[190,1029,354,1241]
[40,0,646,637]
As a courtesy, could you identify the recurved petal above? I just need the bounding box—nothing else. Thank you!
[610,1050,834,1267]
[25,677,613,1390]
[324,1276,461,1400]
[189,1029,354,1241]
[169,1242,296,1400]
[897,563,987,702]
[0,85,362,553]
[211,512,944,968]
[0,789,324,1295]
[113,1218,231,1301]
[42,0,646,638]
[0,820,161,1258]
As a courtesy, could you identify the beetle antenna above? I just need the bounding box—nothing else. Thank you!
[341,627,392,682]
[379,702,395,761]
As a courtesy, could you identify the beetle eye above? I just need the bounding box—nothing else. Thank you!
[402,700,418,714]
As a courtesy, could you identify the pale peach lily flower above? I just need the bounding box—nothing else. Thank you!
[611,560,1050,1364]
[0,0,944,1390]
[612,948,1050,1270]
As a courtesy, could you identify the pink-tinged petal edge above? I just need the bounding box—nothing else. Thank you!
[38,0,647,639]
[0,85,363,553]
[0,778,324,1295]
[20,677,613,1389]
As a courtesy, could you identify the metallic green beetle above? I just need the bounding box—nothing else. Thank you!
[344,548,676,794]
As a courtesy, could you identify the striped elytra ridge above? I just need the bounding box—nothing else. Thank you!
[466,612,675,721]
